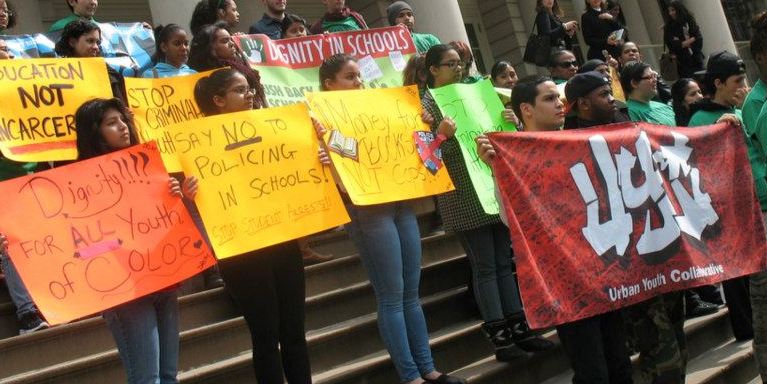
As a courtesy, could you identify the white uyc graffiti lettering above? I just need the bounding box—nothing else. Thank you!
[569,131,719,261]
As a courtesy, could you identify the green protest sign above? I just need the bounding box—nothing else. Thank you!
[430,79,517,214]
[234,26,416,106]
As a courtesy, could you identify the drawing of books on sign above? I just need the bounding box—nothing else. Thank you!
[327,130,359,161]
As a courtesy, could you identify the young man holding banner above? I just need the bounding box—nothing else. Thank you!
[310,0,367,34]
[249,0,287,39]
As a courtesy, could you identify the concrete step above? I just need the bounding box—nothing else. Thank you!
[686,338,757,384]
[536,309,737,384]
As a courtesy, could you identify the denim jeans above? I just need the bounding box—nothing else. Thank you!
[345,201,435,383]
[0,251,38,319]
[751,211,767,381]
[103,289,180,384]
[457,223,522,322]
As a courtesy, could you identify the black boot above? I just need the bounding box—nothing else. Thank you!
[481,320,527,362]
[507,313,555,352]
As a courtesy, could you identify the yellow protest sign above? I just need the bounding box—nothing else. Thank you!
[124,70,211,150]
[171,103,350,258]
[0,57,112,161]
[306,86,454,205]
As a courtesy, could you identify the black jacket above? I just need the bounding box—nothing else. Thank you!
[581,7,622,60]
[536,11,569,50]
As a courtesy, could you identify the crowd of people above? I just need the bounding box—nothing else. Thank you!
[0,0,766,384]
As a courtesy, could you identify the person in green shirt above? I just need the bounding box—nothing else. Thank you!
[689,49,761,346]
[743,11,767,382]
[49,0,97,33]
[548,49,578,85]
[386,1,441,54]
[309,0,368,34]
[620,61,676,125]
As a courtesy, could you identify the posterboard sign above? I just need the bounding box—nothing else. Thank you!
[306,86,455,205]
[430,79,517,215]
[125,70,211,145]
[170,103,350,258]
[234,26,416,106]
[488,122,767,329]
[0,142,216,324]
[0,57,112,161]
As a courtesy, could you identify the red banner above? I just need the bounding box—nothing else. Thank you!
[489,122,767,328]
[0,142,216,324]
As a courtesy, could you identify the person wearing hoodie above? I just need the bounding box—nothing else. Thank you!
[386,1,440,54]
[310,0,367,34]
[689,50,762,344]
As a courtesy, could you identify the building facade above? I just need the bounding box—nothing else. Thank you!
[10,0,767,80]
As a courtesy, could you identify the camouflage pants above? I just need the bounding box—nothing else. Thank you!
[625,292,687,384]
[750,211,767,382]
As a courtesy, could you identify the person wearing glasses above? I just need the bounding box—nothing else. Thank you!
[49,0,97,33]
[620,62,676,126]
[421,44,554,364]
[548,49,578,85]
[193,68,314,383]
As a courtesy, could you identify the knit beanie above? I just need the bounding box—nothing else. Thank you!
[387,1,413,26]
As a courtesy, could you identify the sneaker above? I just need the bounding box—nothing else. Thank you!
[685,300,719,319]
[19,313,49,335]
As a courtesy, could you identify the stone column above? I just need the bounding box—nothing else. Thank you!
[682,0,737,56]
[407,0,470,47]
[13,0,44,35]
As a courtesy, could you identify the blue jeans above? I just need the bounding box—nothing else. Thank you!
[345,201,435,383]
[457,223,522,322]
[103,290,180,384]
[0,251,38,319]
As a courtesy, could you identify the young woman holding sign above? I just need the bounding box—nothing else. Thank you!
[193,68,315,384]
[420,44,554,362]
[74,97,194,384]
[318,53,465,384]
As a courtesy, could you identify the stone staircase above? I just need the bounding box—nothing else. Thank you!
[0,199,761,383]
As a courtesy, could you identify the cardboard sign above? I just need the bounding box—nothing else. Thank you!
[0,142,216,324]
[125,70,210,145]
[489,122,767,328]
[307,86,455,205]
[234,26,416,106]
[170,103,350,258]
[430,79,517,214]
[0,57,112,161]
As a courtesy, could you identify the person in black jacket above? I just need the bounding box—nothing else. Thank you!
[581,0,623,60]
[535,0,577,52]
[663,0,704,78]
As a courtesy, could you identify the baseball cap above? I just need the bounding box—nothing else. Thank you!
[565,71,611,103]
[695,50,746,78]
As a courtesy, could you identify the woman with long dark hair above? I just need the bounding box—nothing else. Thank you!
[319,53,465,384]
[664,0,704,78]
[670,78,703,127]
[535,0,577,53]
[144,24,196,78]
[581,0,623,59]
[190,0,240,35]
[193,68,313,384]
[75,97,191,384]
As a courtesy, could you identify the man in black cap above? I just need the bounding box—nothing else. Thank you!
[689,50,759,344]
[386,1,440,53]
[564,70,628,128]
[249,0,288,39]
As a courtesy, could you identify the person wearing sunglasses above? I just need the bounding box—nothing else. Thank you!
[548,49,578,85]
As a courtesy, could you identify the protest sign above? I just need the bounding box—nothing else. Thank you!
[0,57,112,161]
[0,142,215,324]
[1,22,156,77]
[307,86,455,205]
[489,122,767,328]
[125,70,210,145]
[430,79,516,214]
[170,103,350,258]
[234,26,416,106]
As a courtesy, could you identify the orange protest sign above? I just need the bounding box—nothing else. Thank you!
[306,86,455,205]
[0,142,216,324]
[0,57,113,161]
[172,103,350,258]
[124,70,210,144]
